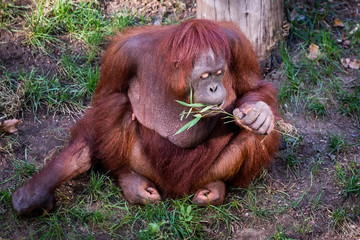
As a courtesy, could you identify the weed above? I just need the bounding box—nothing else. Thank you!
[294,217,313,236]
[328,132,349,154]
[236,186,274,220]
[330,207,348,229]
[207,203,240,236]
[5,148,38,185]
[309,190,324,210]
[307,99,327,117]
[278,44,302,105]
[0,189,12,207]
[267,224,295,240]
[339,87,360,122]
[32,209,65,239]
[88,169,120,202]
[335,160,360,197]
[0,69,24,118]
[278,126,303,170]
[311,155,323,176]
[136,200,204,239]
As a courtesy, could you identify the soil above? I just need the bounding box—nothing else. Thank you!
[0,0,359,239]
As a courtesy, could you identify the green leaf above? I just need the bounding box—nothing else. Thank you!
[200,105,215,113]
[190,85,193,104]
[147,223,160,234]
[174,115,202,135]
[186,206,192,216]
[180,110,186,121]
[175,100,205,108]
[185,107,193,119]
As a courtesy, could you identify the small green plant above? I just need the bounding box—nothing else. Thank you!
[339,87,360,122]
[236,186,274,220]
[0,69,24,118]
[136,201,204,239]
[328,132,349,154]
[335,160,360,197]
[294,217,313,236]
[309,190,324,210]
[0,189,12,207]
[311,155,323,176]
[330,207,348,229]
[139,220,167,238]
[307,99,327,117]
[278,44,303,105]
[267,224,295,240]
[9,148,38,183]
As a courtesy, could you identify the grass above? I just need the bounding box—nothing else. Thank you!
[339,87,360,122]
[336,160,360,197]
[24,0,136,53]
[267,225,295,240]
[280,1,359,122]
[0,0,29,29]
[0,69,24,118]
[328,132,349,154]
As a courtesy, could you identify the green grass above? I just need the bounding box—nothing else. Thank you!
[336,160,360,197]
[0,64,97,115]
[0,0,136,116]
[311,155,323,176]
[280,1,359,122]
[339,87,360,122]
[328,132,349,154]
[267,225,295,240]
[330,207,348,229]
[25,0,135,53]
[0,0,29,29]
[0,68,24,118]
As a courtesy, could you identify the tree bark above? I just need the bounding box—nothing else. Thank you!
[197,0,284,61]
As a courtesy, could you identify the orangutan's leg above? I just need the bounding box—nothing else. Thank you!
[12,139,91,216]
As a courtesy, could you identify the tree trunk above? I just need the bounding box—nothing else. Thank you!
[197,0,284,61]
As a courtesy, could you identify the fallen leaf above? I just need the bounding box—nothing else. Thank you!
[340,58,360,69]
[343,40,351,46]
[348,59,360,69]
[307,43,321,60]
[341,58,351,68]
[0,119,22,134]
[333,18,344,27]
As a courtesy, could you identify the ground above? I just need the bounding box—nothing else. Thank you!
[0,0,359,239]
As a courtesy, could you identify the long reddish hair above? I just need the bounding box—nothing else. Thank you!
[94,19,262,101]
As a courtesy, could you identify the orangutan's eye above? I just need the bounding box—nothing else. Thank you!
[200,73,209,79]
